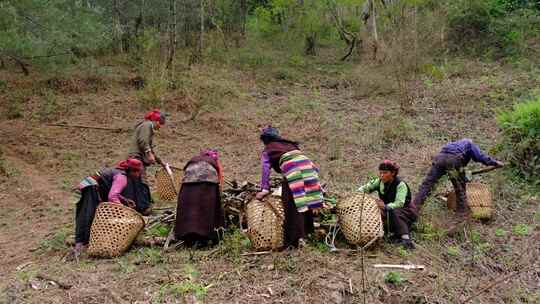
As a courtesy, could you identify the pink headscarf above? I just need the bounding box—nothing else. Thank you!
[201,149,223,186]
[201,149,219,160]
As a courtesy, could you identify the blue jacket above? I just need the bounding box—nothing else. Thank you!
[440,139,498,166]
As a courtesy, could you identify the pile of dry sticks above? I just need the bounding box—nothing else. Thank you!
[138,177,284,247]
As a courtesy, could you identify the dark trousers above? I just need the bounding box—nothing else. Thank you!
[75,187,101,244]
[413,153,468,212]
[383,208,417,236]
[282,180,314,247]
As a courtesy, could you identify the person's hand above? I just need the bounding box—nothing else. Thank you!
[495,160,505,168]
[147,152,156,164]
[255,190,269,200]
[376,199,385,210]
[312,207,321,215]
[125,199,136,209]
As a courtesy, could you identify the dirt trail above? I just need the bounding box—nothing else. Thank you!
[0,147,73,280]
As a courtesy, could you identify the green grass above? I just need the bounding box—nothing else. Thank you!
[215,228,251,262]
[133,247,165,265]
[512,223,531,236]
[117,256,136,274]
[384,271,405,286]
[158,281,210,303]
[38,229,69,252]
[146,224,171,238]
[446,246,461,257]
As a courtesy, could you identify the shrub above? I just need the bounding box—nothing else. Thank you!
[448,0,540,58]
[384,271,405,286]
[497,95,540,183]
[512,223,531,236]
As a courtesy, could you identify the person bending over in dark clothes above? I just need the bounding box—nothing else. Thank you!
[412,139,504,216]
[73,158,150,254]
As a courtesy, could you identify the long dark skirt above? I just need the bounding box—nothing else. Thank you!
[75,187,101,244]
[174,182,224,244]
[282,180,314,248]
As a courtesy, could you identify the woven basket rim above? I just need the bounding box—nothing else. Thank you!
[100,202,145,223]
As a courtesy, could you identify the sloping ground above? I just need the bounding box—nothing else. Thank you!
[0,58,538,303]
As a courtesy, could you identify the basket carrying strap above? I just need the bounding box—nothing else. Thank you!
[264,199,284,220]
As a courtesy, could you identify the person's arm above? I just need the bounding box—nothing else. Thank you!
[357,178,380,193]
[386,181,408,210]
[260,151,272,191]
[256,152,272,200]
[108,174,128,203]
[469,141,499,166]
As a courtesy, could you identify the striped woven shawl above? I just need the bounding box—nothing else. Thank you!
[280,150,323,211]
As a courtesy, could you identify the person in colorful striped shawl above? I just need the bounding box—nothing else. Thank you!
[255,126,324,248]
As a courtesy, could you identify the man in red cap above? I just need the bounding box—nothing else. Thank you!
[358,160,416,249]
[128,109,167,166]
[73,158,150,255]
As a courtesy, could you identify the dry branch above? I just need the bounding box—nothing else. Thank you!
[372,264,425,270]
[47,123,127,132]
[36,273,72,289]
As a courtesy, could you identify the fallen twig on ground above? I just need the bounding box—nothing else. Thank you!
[36,273,72,289]
[373,264,425,270]
[241,251,272,256]
[46,123,127,132]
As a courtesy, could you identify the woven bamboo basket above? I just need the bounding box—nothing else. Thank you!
[155,167,183,201]
[336,193,384,246]
[246,198,285,251]
[447,182,493,219]
[88,203,145,258]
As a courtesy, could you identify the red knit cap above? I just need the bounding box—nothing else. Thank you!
[117,158,143,172]
[144,109,166,124]
[379,159,399,174]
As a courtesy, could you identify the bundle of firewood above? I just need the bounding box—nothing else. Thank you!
[143,177,283,232]
[222,177,283,227]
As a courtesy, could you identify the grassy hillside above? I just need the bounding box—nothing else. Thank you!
[0,39,539,303]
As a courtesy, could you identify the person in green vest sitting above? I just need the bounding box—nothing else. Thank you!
[358,160,416,249]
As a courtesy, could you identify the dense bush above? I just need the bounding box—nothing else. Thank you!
[448,0,540,58]
[497,95,540,183]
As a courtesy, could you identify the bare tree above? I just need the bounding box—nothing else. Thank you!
[113,0,123,52]
[166,0,177,69]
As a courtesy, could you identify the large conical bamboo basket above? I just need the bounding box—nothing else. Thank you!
[155,167,183,201]
[447,182,493,219]
[246,198,285,251]
[88,203,145,258]
[336,193,384,246]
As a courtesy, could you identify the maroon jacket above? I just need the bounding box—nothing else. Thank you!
[264,140,300,173]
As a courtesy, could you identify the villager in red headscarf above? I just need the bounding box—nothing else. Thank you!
[358,160,416,249]
[73,158,151,254]
[128,109,167,166]
[173,149,225,246]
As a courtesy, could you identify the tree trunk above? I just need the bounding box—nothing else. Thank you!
[166,0,177,69]
[305,34,317,56]
[370,0,379,60]
[199,0,204,54]
[240,0,247,36]
[113,0,123,52]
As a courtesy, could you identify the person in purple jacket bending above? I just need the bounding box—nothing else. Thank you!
[412,139,504,215]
